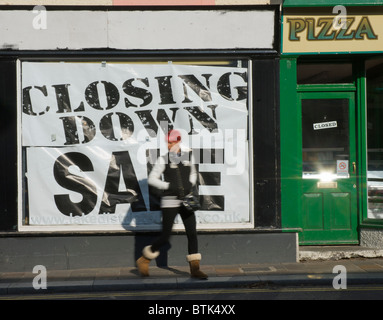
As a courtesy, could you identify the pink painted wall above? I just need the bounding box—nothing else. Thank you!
[113,0,216,5]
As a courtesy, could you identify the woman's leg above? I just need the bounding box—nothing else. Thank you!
[136,207,178,277]
[180,207,208,279]
[179,206,198,254]
[150,207,178,252]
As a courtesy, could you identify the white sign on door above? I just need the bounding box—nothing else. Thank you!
[337,160,349,177]
[313,121,338,130]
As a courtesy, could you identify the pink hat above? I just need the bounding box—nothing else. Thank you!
[166,129,181,143]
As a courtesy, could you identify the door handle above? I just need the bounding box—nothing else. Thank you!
[352,162,356,174]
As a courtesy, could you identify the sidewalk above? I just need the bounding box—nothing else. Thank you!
[2,246,383,296]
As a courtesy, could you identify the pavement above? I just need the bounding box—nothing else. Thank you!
[2,246,383,296]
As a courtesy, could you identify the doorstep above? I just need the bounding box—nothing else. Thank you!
[299,246,383,261]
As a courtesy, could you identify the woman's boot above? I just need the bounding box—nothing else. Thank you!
[136,245,159,277]
[187,253,208,280]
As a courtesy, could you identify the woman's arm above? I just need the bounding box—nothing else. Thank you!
[189,153,198,186]
[148,156,170,190]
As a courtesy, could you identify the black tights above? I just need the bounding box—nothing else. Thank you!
[151,205,198,254]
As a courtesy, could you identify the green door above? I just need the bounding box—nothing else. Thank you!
[299,91,358,244]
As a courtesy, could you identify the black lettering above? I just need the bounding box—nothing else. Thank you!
[99,112,134,141]
[135,109,176,137]
[59,116,79,145]
[22,85,50,116]
[156,108,176,133]
[135,110,158,137]
[178,74,212,103]
[146,149,161,211]
[217,72,247,101]
[122,77,153,108]
[59,116,96,145]
[155,76,176,105]
[53,152,97,216]
[85,81,120,110]
[233,72,247,101]
[195,149,224,211]
[99,151,146,214]
[184,106,218,132]
[217,72,234,101]
[52,84,85,113]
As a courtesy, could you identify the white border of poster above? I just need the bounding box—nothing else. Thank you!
[17,60,254,232]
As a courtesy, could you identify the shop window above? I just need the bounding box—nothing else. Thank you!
[19,58,253,231]
[302,98,350,180]
[366,58,383,219]
[298,62,353,84]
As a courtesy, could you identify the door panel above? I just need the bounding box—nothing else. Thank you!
[329,192,351,229]
[299,92,358,244]
[303,193,323,230]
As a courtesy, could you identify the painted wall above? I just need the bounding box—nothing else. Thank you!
[0,0,278,5]
[0,9,275,50]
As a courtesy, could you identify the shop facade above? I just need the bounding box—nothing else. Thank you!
[281,0,383,246]
[0,4,300,272]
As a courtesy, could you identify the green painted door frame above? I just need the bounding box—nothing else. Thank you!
[298,91,358,244]
[280,57,362,245]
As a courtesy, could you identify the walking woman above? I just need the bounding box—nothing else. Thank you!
[136,129,208,280]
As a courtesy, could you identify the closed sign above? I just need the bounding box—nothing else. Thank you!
[313,121,338,130]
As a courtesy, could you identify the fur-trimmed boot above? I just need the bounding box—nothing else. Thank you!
[136,245,160,277]
[187,253,208,280]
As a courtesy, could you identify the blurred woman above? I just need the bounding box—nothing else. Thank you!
[136,129,207,279]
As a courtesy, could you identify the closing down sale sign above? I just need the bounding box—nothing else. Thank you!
[21,62,251,230]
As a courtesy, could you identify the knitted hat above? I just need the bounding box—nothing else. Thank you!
[166,129,182,143]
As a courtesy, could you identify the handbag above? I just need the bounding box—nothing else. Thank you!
[182,185,201,212]
[175,165,200,212]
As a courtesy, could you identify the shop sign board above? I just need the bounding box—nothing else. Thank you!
[283,9,383,53]
[0,9,276,51]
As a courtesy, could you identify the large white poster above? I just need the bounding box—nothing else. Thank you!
[21,62,251,230]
